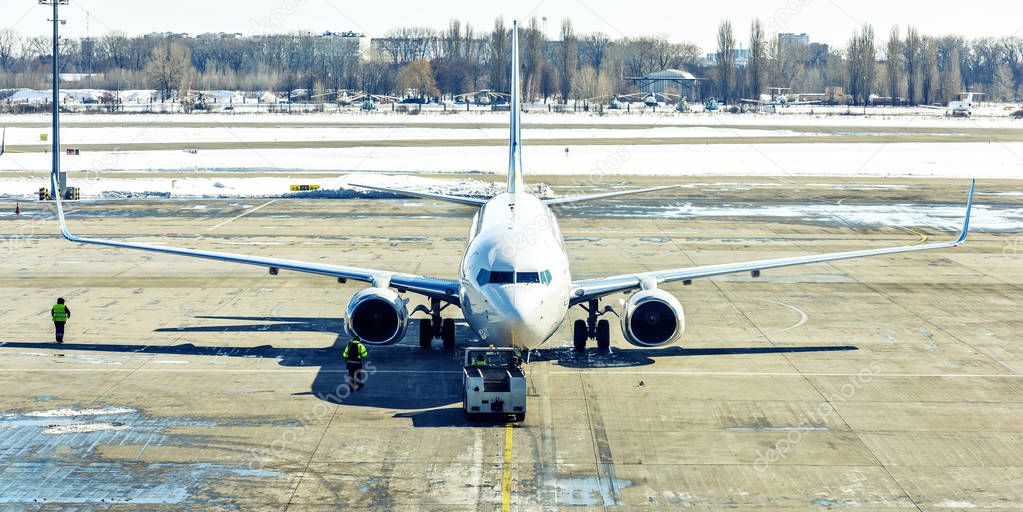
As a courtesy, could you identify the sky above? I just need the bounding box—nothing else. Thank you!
[3,0,1022,51]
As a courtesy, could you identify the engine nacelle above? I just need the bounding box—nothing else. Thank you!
[345,287,408,345]
[620,289,685,347]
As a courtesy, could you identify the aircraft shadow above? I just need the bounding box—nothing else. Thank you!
[155,315,342,333]
[532,344,859,369]
[2,316,857,414]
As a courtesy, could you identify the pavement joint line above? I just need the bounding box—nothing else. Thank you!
[502,423,513,512]
[206,199,278,232]
[283,399,340,511]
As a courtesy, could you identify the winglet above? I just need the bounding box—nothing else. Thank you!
[49,151,75,242]
[954,179,975,246]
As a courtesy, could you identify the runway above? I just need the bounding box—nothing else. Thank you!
[1,177,1021,510]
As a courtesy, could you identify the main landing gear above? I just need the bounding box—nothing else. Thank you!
[573,299,616,351]
[415,298,456,350]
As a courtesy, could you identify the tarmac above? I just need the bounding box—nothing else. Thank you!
[1,176,1022,510]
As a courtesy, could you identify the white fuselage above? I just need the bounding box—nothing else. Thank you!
[458,192,571,349]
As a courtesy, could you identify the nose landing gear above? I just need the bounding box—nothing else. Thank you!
[573,299,617,351]
[414,298,457,350]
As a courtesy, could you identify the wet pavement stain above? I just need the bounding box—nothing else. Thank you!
[0,407,284,506]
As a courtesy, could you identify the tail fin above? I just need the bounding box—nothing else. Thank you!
[507,21,523,194]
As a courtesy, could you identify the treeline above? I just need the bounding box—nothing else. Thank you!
[1,17,1021,105]
[715,20,1023,105]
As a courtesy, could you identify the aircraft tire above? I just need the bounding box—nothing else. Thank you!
[442,318,456,350]
[573,320,587,351]
[596,319,611,350]
[419,318,432,349]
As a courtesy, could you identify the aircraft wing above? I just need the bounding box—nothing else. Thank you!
[544,185,679,206]
[348,183,488,207]
[50,174,461,304]
[570,181,974,305]
[919,105,946,110]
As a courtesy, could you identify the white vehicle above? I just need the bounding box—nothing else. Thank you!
[51,22,976,353]
[462,347,526,421]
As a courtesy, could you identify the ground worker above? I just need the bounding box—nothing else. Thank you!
[51,298,70,343]
[343,336,369,390]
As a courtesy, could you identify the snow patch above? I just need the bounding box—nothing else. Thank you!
[25,407,136,418]
[42,422,129,435]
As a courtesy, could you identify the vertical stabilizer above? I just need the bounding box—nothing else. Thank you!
[507,21,524,194]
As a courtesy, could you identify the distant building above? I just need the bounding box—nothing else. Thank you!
[705,48,749,68]
[778,32,810,52]
[323,31,371,61]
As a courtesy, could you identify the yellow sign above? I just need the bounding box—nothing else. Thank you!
[289,185,321,191]
[40,133,48,141]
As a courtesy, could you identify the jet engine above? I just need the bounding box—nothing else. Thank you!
[345,287,409,345]
[620,289,684,347]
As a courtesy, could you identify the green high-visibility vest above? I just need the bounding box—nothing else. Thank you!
[343,341,367,362]
[51,304,68,322]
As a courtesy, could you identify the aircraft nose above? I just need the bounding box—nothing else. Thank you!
[488,288,549,346]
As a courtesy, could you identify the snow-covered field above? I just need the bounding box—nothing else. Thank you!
[1,111,1021,209]
[2,141,1021,179]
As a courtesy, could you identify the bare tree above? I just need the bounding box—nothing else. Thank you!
[921,38,938,104]
[885,26,901,104]
[846,24,877,104]
[716,20,736,102]
[0,29,18,71]
[903,26,921,104]
[747,19,766,98]
[489,17,509,92]
[397,60,439,99]
[578,33,611,69]
[146,38,195,101]
[559,19,577,102]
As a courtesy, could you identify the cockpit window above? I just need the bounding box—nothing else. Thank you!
[477,269,552,285]
[489,271,515,284]
[516,272,540,284]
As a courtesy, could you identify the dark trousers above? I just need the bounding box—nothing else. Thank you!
[54,321,65,342]
[347,363,365,389]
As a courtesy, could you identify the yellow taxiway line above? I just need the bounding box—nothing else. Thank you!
[502,423,513,512]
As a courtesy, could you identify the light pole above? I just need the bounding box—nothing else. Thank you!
[40,0,68,199]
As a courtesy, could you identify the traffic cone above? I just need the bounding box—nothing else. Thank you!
[14,202,20,215]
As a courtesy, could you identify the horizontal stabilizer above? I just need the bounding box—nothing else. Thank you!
[348,183,488,207]
[544,185,679,206]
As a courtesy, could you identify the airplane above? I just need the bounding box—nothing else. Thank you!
[921,92,983,117]
[453,90,510,106]
[740,87,822,107]
[49,21,976,354]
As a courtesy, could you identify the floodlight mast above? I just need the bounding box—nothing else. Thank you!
[40,0,68,198]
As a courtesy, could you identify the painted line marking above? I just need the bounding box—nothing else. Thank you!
[902,226,929,246]
[502,423,513,512]
[753,298,809,336]
[206,199,277,231]
[0,368,1020,378]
